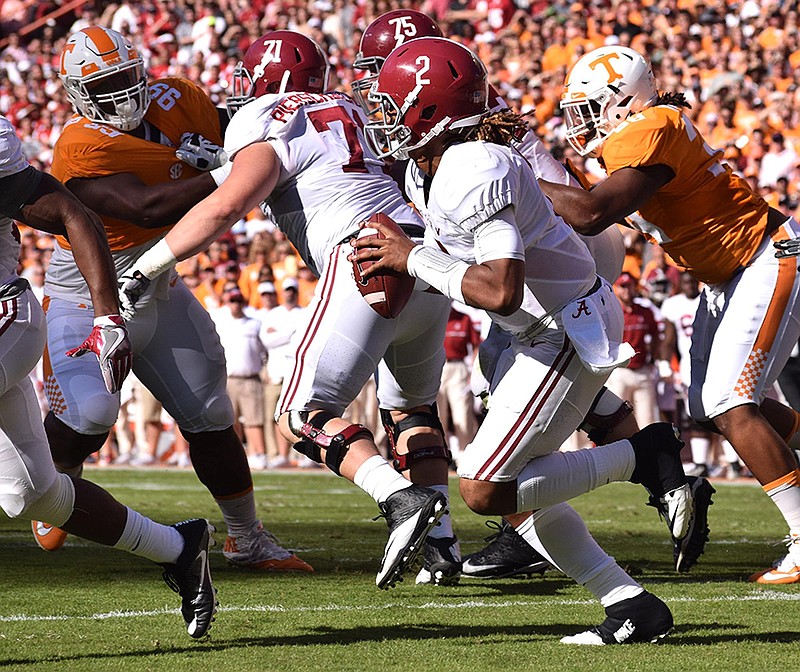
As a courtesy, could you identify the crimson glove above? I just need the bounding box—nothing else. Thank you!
[66,315,133,394]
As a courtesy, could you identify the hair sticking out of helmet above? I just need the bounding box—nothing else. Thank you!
[226,30,329,117]
[561,46,657,157]
[59,26,150,131]
[365,37,488,161]
[351,10,442,115]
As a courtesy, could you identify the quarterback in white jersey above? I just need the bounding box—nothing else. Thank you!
[121,31,455,589]
[354,37,703,644]
[0,114,217,639]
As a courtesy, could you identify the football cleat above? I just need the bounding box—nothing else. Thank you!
[223,522,314,572]
[461,520,551,579]
[375,485,446,589]
[160,518,218,639]
[32,521,68,552]
[648,476,714,572]
[561,591,673,645]
[749,534,800,584]
[415,535,462,586]
[629,422,687,499]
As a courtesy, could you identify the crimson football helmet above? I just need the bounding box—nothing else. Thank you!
[226,30,329,116]
[59,26,149,131]
[352,10,441,113]
[561,46,657,157]
[365,37,488,160]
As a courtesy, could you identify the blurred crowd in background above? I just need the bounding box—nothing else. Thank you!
[3,0,799,474]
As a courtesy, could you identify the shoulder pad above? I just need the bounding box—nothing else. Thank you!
[435,142,517,231]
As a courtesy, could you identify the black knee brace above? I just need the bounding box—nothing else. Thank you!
[288,410,373,476]
[580,388,634,444]
[380,406,451,472]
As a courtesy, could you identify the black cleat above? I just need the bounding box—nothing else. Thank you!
[561,591,673,645]
[161,518,218,639]
[415,536,462,586]
[649,475,714,573]
[461,520,551,579]
[629,423,687,498]
[375,485,446,589]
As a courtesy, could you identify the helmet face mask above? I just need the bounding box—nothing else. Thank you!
[226,31,329,117]
[365,37,488,161]
[60,27,149,131]
[561,46,657,157]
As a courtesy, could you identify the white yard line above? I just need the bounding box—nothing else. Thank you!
[2,591,799,624]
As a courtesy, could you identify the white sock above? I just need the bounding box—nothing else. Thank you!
[516,440,635,513]
[353,454,412,503]
[216,489,259,537]
[764,469,800,534]
[516,502,642,607]
[113,507,183,564]
[427,484,454,538]
[690,437,711,465]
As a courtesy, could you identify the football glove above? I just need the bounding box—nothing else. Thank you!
[774,239,800,258]
[118,269,151,321]
[175,132,227,171]
[66,315,132,394]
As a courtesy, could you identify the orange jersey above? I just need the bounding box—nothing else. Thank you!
[51,78,222,251]
[601,105,769,285]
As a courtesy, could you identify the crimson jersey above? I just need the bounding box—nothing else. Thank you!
[620,302,659,370]
[51,77,222,251]
[601,105,769,285]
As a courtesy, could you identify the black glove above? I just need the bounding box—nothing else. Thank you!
[775,239,800,259]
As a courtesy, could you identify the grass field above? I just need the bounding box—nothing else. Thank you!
[1,468,799,671]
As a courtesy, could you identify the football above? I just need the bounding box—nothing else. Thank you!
[352,213,415,319]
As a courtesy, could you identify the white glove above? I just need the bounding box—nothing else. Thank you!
[175,132,227,171]
[118,269,151,321]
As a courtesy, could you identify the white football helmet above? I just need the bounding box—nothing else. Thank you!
[561,46,657,157]
[59,27,150,131]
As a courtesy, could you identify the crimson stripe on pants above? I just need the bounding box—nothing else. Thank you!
[280,246,340,411]
[475,337,576,480]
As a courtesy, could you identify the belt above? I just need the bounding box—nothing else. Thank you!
[228,374,261,380]
[578,276,603,300]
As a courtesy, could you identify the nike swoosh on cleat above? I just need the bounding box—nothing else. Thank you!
[35,522,53,536]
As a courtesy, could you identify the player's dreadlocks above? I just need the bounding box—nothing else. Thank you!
[655,91,691,109]
[468,110,529,146]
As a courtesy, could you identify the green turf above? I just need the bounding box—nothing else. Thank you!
[1,469,799,671]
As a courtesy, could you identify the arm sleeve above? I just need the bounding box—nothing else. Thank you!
[0,166,43,219]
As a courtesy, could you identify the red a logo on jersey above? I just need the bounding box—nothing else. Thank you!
[571,300,592,318]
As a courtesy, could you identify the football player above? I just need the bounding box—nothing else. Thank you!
[351,9,713,579]
[0,114,216,639]
[118,30,454,589]
[352,36,693,645]
[539,45,800,585]
[40,26,311,574]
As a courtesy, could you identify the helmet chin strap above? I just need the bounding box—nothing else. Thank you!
[278,69,291,94]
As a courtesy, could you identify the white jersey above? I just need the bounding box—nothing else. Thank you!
[515,129,624,283]
[0,116,26,283]
[660,292,699,384]
[225,92,422,276]
[210,310,267,378]
[405,141,596,342]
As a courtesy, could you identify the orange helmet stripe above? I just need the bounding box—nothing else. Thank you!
[82,26,122,65]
